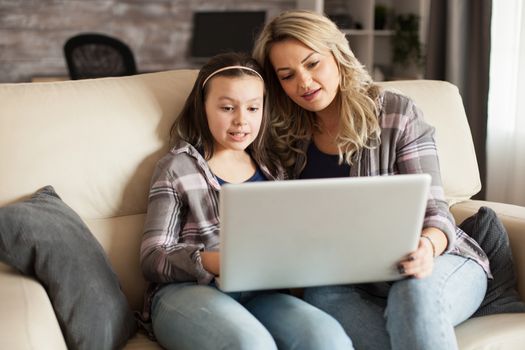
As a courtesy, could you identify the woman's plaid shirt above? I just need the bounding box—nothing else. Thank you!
[292,90,490,277]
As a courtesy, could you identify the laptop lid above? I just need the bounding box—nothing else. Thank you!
[217,174,431,292]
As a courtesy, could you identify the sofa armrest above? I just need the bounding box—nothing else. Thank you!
[0,263,67,350]
[450,200,525,300]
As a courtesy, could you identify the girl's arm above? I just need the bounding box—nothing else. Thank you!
[140,167,215,285]
[201,251,220,276]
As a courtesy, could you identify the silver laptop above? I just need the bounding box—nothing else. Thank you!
[217,174,431,292]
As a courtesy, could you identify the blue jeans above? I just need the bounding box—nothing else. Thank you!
[151,282,352,350]
[303,254,487,350]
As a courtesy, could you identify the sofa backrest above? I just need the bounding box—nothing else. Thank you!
[0,72,480,310]
[0,70,197,310]
[378,80,481,205]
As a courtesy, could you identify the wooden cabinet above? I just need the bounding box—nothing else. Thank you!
[297,0,430,80]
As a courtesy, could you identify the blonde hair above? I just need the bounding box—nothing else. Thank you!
[253,10,381,172]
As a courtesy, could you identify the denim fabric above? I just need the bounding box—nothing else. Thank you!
[151,283,352,350]
[303,254,487,350]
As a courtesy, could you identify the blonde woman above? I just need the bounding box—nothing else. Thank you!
[253,10,490,350]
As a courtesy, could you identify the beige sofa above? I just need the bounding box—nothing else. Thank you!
[0,70,524,349]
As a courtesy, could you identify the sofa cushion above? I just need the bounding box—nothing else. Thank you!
[0,186,137,350]
[459,206,525,317]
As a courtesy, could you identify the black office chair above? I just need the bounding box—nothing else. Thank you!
[64,33,137,80]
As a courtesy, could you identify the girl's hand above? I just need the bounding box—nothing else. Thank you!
[397,236,435,279]
[201,251,220,276]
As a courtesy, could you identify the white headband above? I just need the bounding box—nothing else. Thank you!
[202,65,264,88]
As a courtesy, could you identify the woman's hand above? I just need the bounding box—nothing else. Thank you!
[201,251,220,276]
[397,237,435,279]
[397,227,448,279]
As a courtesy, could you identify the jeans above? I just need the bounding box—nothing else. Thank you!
[303,254,487,350]
[151,282,352,350]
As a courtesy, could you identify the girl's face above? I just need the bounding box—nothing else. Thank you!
[204,75,264,155]
[269,38,340,116]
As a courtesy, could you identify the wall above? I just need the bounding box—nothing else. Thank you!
[0,0,294,83]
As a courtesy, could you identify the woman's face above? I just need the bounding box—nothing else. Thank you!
[269,38,340,115]
[204,75,264,155]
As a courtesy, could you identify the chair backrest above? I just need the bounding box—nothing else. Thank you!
[64,33,137,80]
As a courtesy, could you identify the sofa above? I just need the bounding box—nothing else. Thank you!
[0,70,524,349]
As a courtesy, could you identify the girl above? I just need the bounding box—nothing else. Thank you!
[140,52,351,350]
[253,10,491,350]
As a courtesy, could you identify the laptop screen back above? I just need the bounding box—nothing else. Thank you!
[218,174,431,292]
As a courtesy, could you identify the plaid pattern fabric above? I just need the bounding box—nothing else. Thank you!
[140,141,282,320]
[293,90,490,277]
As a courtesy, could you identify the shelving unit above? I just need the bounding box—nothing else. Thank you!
[296,0,430,80]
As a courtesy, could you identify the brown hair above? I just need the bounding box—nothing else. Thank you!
[170,52,280,174]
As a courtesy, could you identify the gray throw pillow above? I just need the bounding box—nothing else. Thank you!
[459,206,525,317]
[0,186,136,349]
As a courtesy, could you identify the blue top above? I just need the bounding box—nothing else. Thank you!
[299,141,350,179]
[215,167,267,185]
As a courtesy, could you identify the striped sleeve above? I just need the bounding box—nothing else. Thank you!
[140,157,214,285]
[392,96,457,251]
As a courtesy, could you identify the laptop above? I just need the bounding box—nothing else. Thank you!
[216,174,431,292]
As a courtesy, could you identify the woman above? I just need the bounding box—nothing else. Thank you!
[253,10,491,350]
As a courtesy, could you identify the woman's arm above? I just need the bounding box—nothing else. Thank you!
[399,227,448,279]
[394,97,457,249]
[421,227,448,257]
[390,95,456,278]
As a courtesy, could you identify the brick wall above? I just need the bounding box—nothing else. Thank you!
[0,0,295,83]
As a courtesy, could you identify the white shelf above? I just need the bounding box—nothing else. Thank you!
[374,30,395,36]
[342,29,374,36]
[297,0,429,80]
[342,29,395,36]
